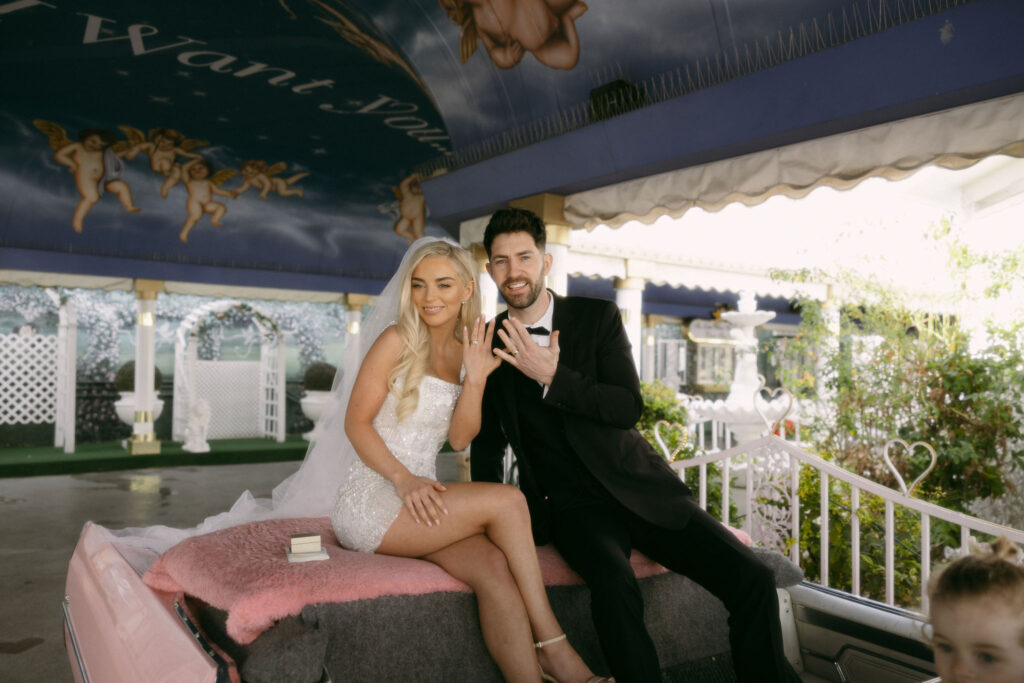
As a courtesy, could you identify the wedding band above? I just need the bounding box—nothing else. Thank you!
[510,348,519,356]
[471,340,479,345]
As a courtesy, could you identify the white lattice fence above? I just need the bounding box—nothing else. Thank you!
[193,360,262,439]
[0,333,58,424]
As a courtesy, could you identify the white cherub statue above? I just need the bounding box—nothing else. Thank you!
[182,398,211,453]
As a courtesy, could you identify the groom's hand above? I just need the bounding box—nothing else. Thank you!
[495,318,559,386]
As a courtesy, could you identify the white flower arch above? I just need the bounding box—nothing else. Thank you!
[172,299,286,446]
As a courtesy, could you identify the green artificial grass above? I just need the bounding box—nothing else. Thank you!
[0,435,308,478]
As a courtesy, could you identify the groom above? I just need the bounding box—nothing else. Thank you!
[470,208,801,683]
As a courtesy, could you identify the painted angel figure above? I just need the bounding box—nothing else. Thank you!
[391,173,426,244]
[33,120,141,233]
[439,0,588,70]
[230,160,309,200]
[120,126,208,198]
[179,158,237,243]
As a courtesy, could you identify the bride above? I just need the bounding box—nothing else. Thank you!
[118,237,609,682]
[327,237,610,682]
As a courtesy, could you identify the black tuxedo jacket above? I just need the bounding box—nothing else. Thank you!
[471,294,696,544]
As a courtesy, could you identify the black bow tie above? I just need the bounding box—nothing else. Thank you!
[526,326,550,336]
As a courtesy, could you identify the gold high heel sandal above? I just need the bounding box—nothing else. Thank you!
[535,634,614,683]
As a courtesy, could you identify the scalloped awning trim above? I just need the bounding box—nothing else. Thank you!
[564,92,1024,230]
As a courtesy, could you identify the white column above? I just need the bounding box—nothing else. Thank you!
[614,277,645,373]
[545,224,571,296]
[346,293,372,336]
[640,316,656,383]
[818,284,840,403]
[130,280,162,455]
[472,244,499,319]
[54,297,77,453]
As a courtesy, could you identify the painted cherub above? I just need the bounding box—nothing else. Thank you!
[391,173,426,244]
[439,0,588,70]
[230,160,309,200]
[179,158,236,243]
[121,126,208,198]
[34,120,141,233]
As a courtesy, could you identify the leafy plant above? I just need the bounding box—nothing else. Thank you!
[636,381,737,521]
[637,380,691,458]
[792,464,930,607]
[770,224,1024,514]
[302,362,337,392]
[113,361,163,392]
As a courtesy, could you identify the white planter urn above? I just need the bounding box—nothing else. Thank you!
[300,390,335,441]
[114,392,165,426]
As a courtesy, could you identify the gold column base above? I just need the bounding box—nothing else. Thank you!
[129,439,162,455]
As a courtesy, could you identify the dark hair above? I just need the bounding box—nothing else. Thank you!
[78,128,117,147]
[483,208,546,256]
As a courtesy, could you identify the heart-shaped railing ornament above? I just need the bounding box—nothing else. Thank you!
[753,375,794,435]
[882,439,938,496]
[654,420,688,461]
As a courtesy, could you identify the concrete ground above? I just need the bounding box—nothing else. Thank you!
[0,460,302,683]
[0,453,463,683]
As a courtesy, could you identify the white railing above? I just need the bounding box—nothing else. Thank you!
[663,433,1024,614]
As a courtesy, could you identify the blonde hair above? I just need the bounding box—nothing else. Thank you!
[389,240,481,421]
[929,536,1024,644]
[437,0,478,64]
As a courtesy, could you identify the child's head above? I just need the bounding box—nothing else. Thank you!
[241,160,266,176]
[153,128,184,148]
[189,160,213,179]
[928,536,1024,682]
[78,127,116,150]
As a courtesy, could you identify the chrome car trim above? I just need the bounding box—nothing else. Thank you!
[61,596,90,683]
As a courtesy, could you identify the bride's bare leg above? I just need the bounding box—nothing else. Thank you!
[377,482,600,683]
[425,534,538,682]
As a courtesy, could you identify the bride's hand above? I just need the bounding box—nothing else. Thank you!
[394,473,448,526]
[463,315,501,384]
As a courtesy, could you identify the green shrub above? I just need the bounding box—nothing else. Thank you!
[637,381,736,522]
[113,361,163,392]
[302,362,337,391]
[638,380,691,458]
[790,457,967,609]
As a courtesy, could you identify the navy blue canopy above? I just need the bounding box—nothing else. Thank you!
[1,0,1022,296]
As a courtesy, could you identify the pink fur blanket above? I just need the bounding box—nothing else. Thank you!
[144,517,751,645]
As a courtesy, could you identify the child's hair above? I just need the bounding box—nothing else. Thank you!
[242,160,267,173]
[190,160,214,176]
[929,536,1024,641]
[152,127,184,143]
[78,128,117,147]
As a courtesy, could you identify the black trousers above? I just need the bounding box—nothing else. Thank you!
[549,498,801,683]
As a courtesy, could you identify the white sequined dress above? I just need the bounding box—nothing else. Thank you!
[331,376,461,552]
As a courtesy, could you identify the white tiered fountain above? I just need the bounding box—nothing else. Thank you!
[687,290,789,444]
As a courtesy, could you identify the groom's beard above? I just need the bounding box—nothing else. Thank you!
[500,275,544,310]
